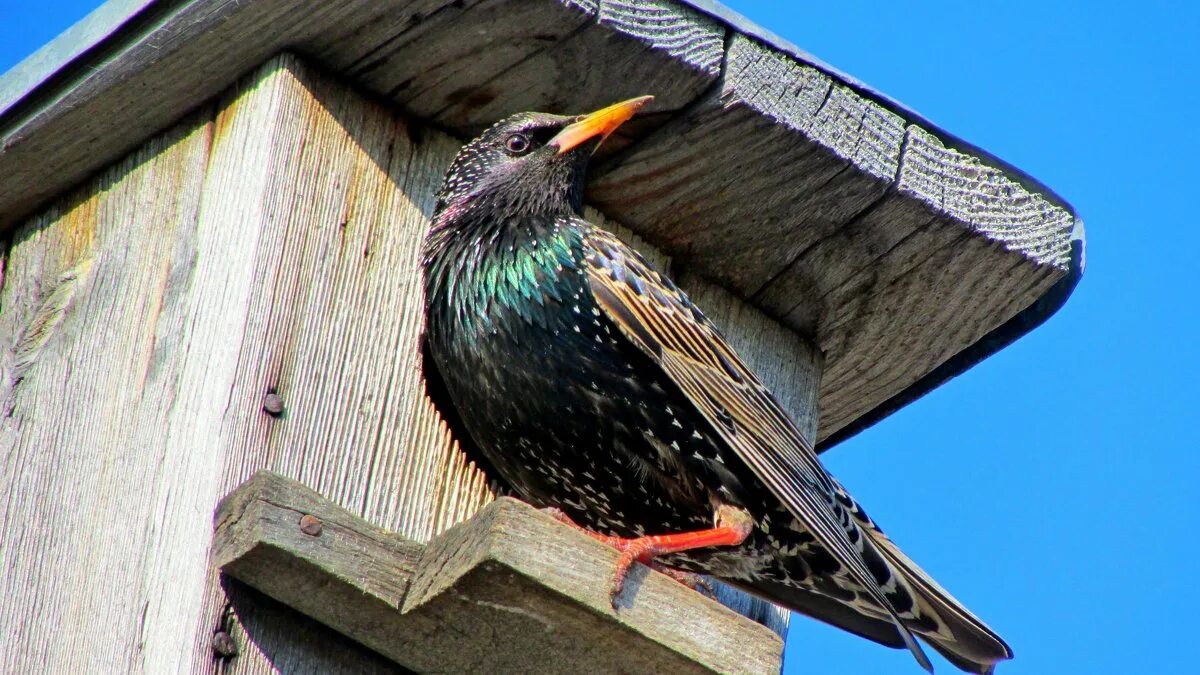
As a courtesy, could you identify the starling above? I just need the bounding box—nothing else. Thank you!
[422,97,1013,674]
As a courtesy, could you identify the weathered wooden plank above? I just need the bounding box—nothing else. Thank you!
[407,497,782,675]
[0,54,482,675]
[0,0,445,229]
[338,0,722,130]
[600,0,725,70]
[0,0,723,231]
[339,0,599,120]
[815,234,1059,437]
[590,34,906,300]
[0,109,216,675]
[214,471,785,675]
[458,0,723,122]
[0,53,815,673]
[175,56,493,675]
[899,125,1074,268]
[772,123,1072,439]
[590,32,1076,442]
[761,123,1074,328]
[212,473,423,649]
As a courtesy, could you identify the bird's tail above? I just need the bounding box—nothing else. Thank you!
[875,528,1012,673]
[730,533,1012,674]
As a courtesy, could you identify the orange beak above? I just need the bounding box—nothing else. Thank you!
[549,96,654,155]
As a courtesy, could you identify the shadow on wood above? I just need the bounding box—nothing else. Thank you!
[213,470,784,674]
[220,578,406,674]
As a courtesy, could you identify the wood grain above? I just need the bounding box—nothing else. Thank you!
[0,0,1081,454]
[590,33,1076,442]
[0,54,819,672]
[214,471,784,675]
[899,125,1074,268]
[0,0,432,228]
[0,0,723,230]
[590,34,906,299]
[0,54,484,674]
[814,230,1059,436]
[212,472,423,648]
[341,0,723,130]
[340,0,599,123]
[176,56,493,675]
[0,108,215,675]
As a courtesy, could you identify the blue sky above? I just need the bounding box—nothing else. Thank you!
[1,1,1195,673]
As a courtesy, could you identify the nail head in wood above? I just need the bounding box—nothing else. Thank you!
[210,631,237,658]
[262,391,285,417]
[298,514,322,537]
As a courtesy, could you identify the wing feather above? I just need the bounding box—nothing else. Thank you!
[583,228,933,672]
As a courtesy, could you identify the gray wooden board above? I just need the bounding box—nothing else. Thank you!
[215,471,784,675]
[590,33,1077,441]
[0,0,157,114]
[590,34,907,299]
[0,0,723,229]
[0,55,489,674]
[0,54,812,673]
[0,0,420,227]
[0,109,218,674]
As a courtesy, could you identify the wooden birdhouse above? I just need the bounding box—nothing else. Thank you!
[0,1,1082,673]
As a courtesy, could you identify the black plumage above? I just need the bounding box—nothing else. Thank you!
[421,98,1012,674]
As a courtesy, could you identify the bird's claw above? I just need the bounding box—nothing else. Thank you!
[541,505,725,607]
[651,565,715,598]
[608,538,656,606]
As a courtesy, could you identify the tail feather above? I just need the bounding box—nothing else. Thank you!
[731,535,1012,674]
[870,532,1013,672]
[726,576,907,648]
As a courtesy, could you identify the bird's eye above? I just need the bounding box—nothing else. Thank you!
[505,133,531,155]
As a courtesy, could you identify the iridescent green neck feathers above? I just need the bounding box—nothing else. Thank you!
[424,215,586,339]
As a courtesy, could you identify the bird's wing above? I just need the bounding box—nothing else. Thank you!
[583,228,933,673]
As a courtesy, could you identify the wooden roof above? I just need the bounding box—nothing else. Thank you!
[0,0,1084,449]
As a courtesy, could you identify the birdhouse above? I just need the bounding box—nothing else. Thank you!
[0,1,1082,673]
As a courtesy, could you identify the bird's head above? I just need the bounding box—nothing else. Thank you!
[433,96,653,223]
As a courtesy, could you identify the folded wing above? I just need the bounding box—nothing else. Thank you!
[583,227,932,672]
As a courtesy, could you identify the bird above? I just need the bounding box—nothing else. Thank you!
[421,96,1013,674]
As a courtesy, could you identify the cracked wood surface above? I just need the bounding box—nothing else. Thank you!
[214,471,783,675]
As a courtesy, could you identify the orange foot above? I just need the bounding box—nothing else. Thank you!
[540,505,751,606]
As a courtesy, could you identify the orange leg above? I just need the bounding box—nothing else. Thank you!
[542,507,625,547]
[541,505,752,605]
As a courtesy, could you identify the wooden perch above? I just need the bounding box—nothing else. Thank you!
[213,471,784,674]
